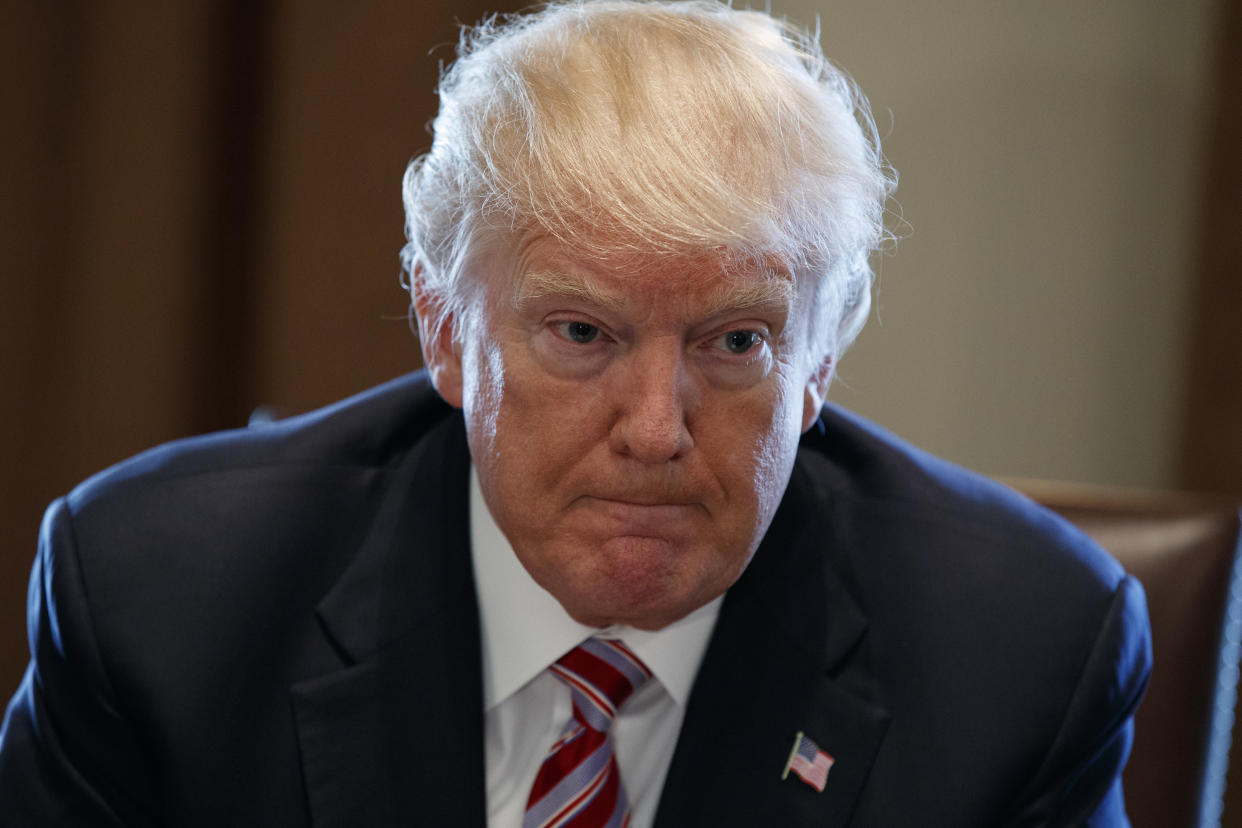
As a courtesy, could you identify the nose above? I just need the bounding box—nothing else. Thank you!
[609,341,696,464]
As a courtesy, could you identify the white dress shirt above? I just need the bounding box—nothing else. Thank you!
[469,466,722,828]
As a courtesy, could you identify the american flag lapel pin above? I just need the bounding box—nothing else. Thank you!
[781,730,834,793]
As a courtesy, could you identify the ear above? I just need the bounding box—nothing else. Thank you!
[801,356,834,433]
[410,265,464,409]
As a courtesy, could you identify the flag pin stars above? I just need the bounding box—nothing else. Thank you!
[781,730,834,793]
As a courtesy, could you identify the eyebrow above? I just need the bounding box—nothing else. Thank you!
[514,268,796,317]
[514,269,626,312]
[701,276,795,318]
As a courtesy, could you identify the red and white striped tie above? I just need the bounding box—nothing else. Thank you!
[523,638,653,828]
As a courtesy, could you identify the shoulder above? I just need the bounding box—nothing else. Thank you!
[6,372,465,820]
[795,404,1146,719]
[68,369,453,517]
[48,370,462,652]
[794,406,1150,819]
[798,404,1127,597]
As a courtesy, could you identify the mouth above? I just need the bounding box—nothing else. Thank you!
[589,494,696,507]
[576,495,703,537]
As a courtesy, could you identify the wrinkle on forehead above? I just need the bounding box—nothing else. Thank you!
[512,258,796,318]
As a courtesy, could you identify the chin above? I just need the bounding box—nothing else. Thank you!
[563,596,690,632]
[556,544,733,631]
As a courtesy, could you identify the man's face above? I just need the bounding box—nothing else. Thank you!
[420,236,830,631]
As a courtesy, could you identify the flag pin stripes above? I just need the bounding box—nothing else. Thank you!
[781,730,834,793]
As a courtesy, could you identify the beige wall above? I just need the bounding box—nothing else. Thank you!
[780,0,1216,488]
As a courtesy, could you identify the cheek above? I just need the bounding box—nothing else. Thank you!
[750,426,796,514]
[737,376,805,509]
[464,341,604,498]
[461,347,503,445]
[504,348,614,447]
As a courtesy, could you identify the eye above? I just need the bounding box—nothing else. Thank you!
[558,320,600,343]
[718,330,760,354]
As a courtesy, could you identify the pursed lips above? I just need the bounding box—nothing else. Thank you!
[574,494,706,537]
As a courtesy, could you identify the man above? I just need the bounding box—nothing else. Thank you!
[0,1,1150,825]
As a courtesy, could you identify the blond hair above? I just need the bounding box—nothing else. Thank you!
[402,0,895,361]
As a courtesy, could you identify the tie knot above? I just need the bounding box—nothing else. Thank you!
[550,638,653,732]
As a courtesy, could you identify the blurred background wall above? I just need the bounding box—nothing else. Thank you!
[2,0,1239,809]
[807,0,1225,489]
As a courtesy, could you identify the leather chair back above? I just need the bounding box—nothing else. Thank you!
[1015,480,1242,828]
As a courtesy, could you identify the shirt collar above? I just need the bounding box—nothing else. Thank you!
[469,465,721,711]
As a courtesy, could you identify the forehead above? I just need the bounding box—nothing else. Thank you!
[503,236,799,315]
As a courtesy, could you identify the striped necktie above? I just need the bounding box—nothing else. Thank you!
[523,637,653,828]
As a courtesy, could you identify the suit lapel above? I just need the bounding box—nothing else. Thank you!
[654,453,890,827]
[291,414,487,828]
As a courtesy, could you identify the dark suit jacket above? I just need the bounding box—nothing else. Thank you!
[0,370,1151,826]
